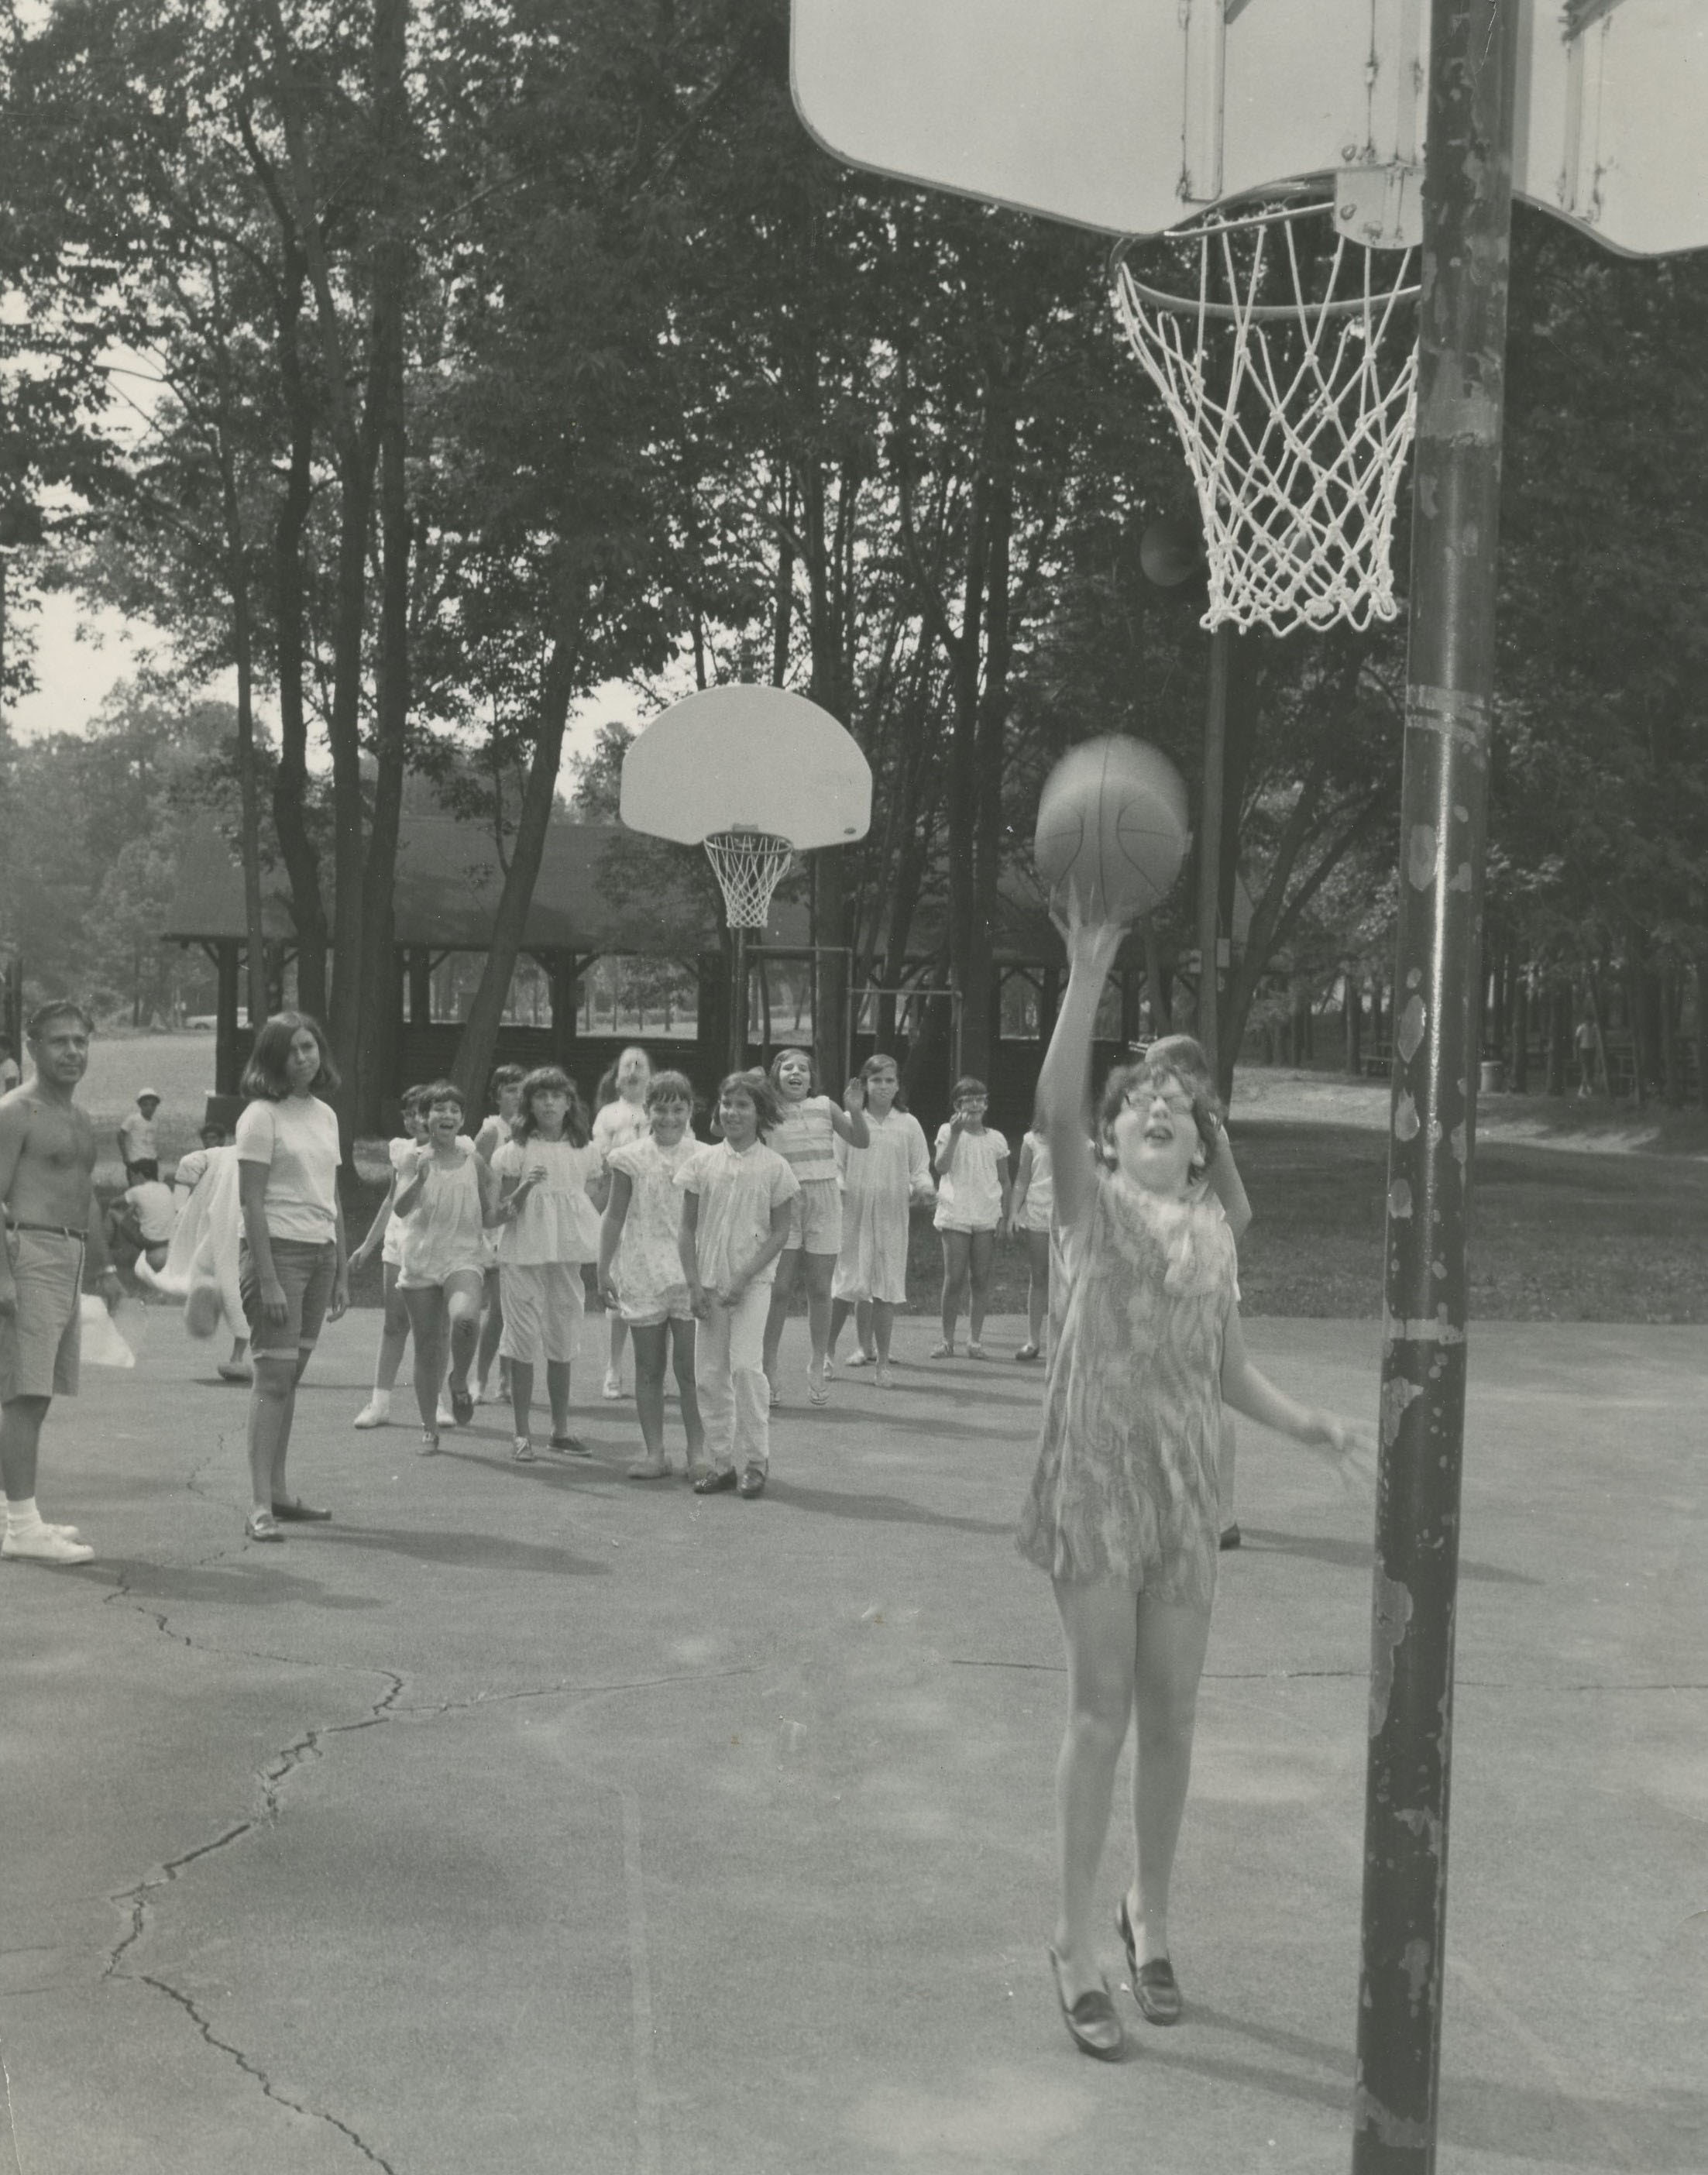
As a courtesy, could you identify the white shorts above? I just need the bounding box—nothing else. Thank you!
[497,1263,584,1366]
[785,1177,842,1255]
[617,1279,696,1328]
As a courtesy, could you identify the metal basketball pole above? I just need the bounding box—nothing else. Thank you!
[1352,5,1521,2171]
[1195,621,1232,1083]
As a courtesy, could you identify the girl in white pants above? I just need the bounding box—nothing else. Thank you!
[675,1072,798,1501]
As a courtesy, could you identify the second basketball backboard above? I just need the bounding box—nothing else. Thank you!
[792,0,1708,258]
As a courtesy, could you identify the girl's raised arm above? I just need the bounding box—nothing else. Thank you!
[830,1079,871,1148]
[1206,1127,1253,1242]
[1036,908,1125,1229]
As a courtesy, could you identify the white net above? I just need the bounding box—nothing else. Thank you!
[703,830,796,929]
[1112,201,1419,636]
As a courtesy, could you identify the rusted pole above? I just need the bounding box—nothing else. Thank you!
[1352,5,1521,2170]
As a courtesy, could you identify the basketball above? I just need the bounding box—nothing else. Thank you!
[184,1279,224,1340]
[1033,737,1190,924]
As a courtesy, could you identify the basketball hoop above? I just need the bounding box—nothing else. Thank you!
[1111,193,1420,637]
[703,830,796,929]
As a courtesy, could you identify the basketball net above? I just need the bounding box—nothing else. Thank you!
[1112,198,1419,636]
[703,830,795,929]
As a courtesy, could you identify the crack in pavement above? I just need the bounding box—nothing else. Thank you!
[136,1975,397,2172]
[0,2029,24,2175]
[101,1666,407,2167]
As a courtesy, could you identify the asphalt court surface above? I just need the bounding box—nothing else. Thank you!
[2,1310,1703,2173]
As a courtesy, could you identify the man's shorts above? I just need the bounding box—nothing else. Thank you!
[239,1237,337,1355]
[0,1227,83,1401]
[785,1176,842,1255]
[498,1262,584,1366]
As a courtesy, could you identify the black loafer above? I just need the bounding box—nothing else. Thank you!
[1049,1948,1125,2060]
[737,1463,767,1499]
[1219,1524,1242,1551]
[1119,1898,1182,2024]
[271,1500,332,1522]
[693,1465,737,1494]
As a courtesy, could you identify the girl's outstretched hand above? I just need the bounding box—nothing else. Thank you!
[843,1077,865,1113]
[1320,1414,1377,1493]
[1048,880,1129,969]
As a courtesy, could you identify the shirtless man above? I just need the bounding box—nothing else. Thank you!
[0,1001,123,1565]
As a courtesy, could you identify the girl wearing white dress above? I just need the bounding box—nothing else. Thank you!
[827,1053,933,1387]
[597,1070,704,1478]
[930,1076,1012,1358]
[348,1086,440,1429]
[760,1047,868,1406]
[473,1064,526,1404]
[490,1067,606,1460]
[592,1045,653,1398]
[392,1081,503,1453]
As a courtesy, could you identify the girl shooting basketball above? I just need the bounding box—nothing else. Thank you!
[1017,902,1372,2060]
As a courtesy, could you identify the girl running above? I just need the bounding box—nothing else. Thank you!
[1009,1112,1053,1363]
[490,1067,605,1461]
[473,1064,526,1405]
[232,1012,349,1541]
[760,1047,869,1406]
[930,1077,1011,1359]
[593,1046,654,1399]
[348,1087,445,1430]
[827,1052,932,1388]
[596,1070,705,1479]
[393,1081,502,1453]
[1017,905,1371,2060]
[676,1071,798,1500]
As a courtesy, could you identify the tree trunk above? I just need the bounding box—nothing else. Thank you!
[208,269,271,1037]
[1509,964,1530,1093]
[1345,967,1363,1075]
[355,58,412,1136]
[1546,974,1569,1095]
[1695,955,1708,1113]
[451,608,582,1102]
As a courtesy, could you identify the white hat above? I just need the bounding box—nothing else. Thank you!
[136,1087,163,1101]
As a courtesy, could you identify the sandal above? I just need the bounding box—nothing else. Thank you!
[928,1341,954,1359]
[807,1366,830,1407]
[1014,1342,1041,1362]
[244,1510,284,1543]
[512,1435,536,1462]
[966,1341,986,1359]
[418,1429,441,1456]
[844,1349,876,1369]
[1048,1948,1125,2061]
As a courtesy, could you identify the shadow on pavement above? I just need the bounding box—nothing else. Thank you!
[301,1525,612,1575]
[1235,1527,1541,1586]
[761,1476,1012,1538]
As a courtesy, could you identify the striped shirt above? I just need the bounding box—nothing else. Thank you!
[768,1096,840,1186]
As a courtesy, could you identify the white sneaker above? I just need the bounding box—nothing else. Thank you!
[601,1372,624,1400]
[352,1397,391,1430]
[436,1399,455,1427]
[3,1527,95,1565]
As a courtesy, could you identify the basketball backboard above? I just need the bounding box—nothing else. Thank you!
[619,685,872,848]
[792,0,1708,258]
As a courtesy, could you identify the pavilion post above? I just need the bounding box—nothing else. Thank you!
[1352,4,1521,2169]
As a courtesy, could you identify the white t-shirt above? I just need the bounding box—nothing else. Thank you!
[174,1147,215,1197]
[675,1139,799,1291]
[235,1094,342,1244]
[933,1123,1009,1229]
[119,1109,160,1163]
[124,1180,180,1245]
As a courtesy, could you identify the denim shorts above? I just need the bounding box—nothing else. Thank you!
[239,1238,337,1354]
